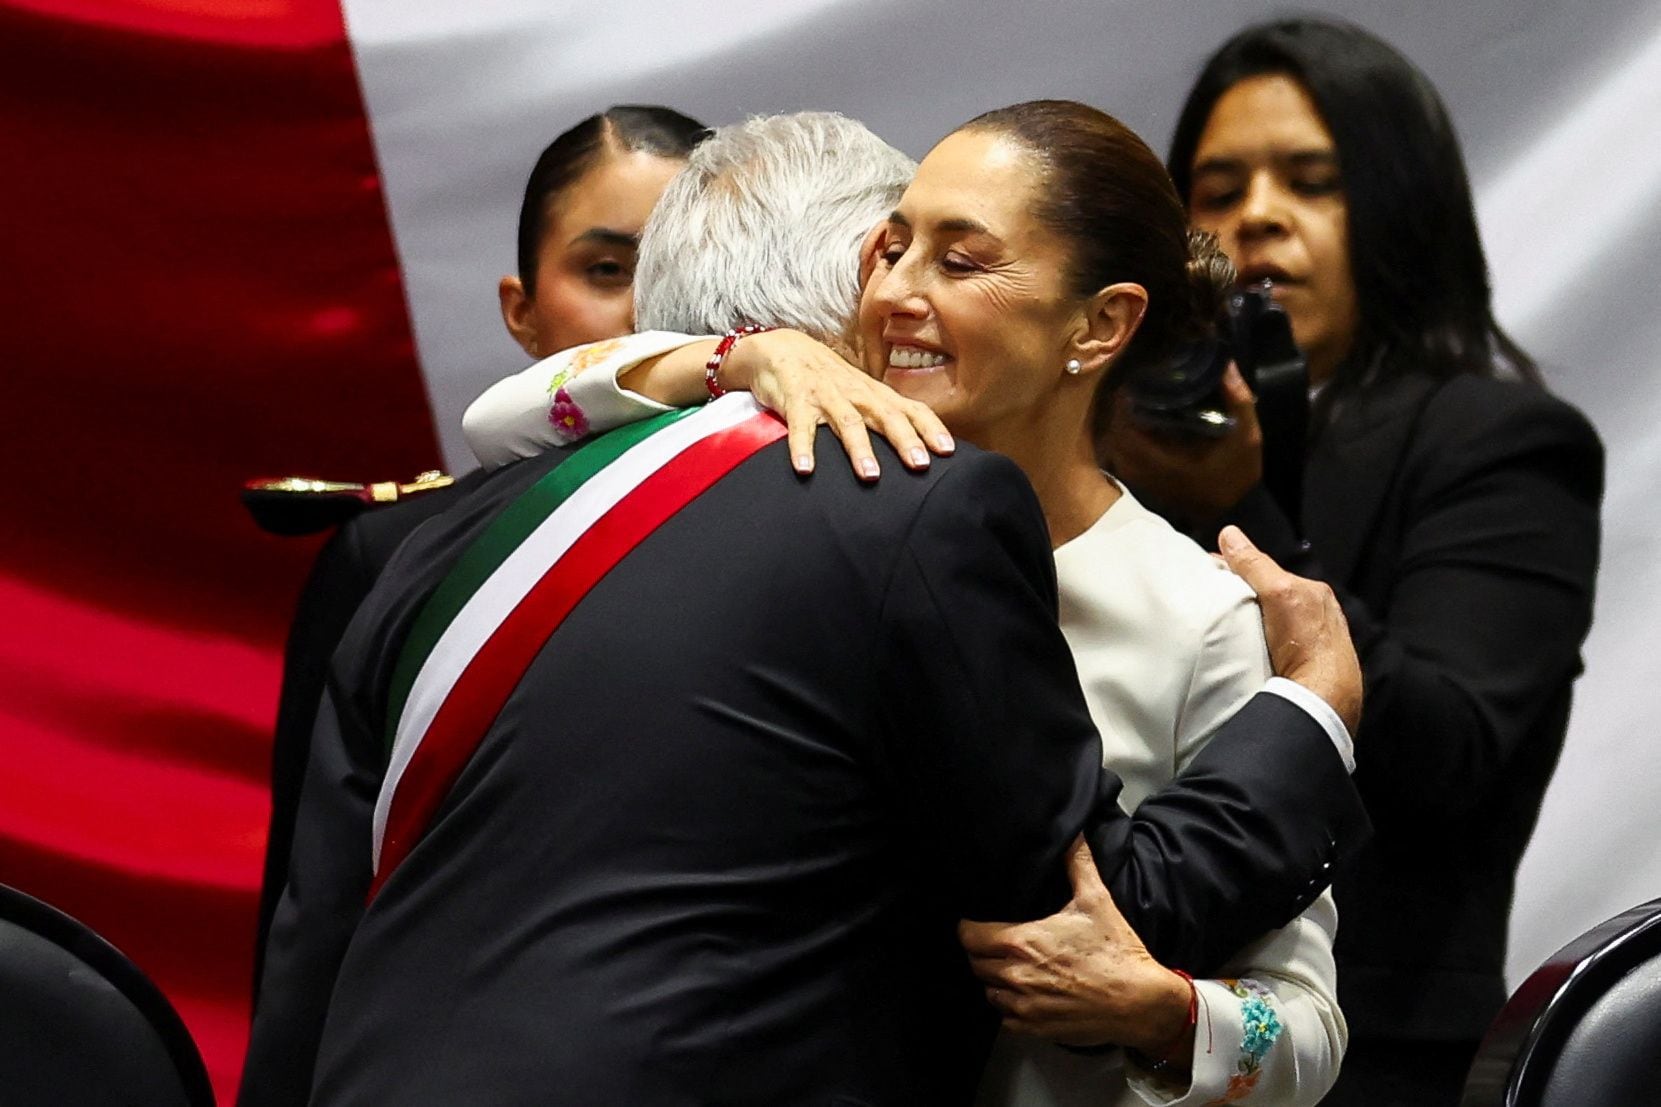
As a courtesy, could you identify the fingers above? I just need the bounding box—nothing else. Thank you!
[1222,363,1263,442]
[1221,363,1256,411]
[1064,835,1108,901]
[958,918,1021,958]
[1216,525,1281,595]
[912,403,955,458]
[783,396,820,476]
[875,404,930,472]
[819,393,881,481]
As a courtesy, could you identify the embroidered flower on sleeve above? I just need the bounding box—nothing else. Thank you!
[1202,979,1285,1106]
[568,337,625,374]
[547,387,590,444]
[543,364,575,398]
[1238,991,1282,1063]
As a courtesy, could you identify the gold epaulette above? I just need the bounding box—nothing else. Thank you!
[241,470,456,536]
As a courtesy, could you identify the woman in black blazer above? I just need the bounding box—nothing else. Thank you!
[1106,18,1604,1106]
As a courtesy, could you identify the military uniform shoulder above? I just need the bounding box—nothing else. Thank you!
[241,469,459,536]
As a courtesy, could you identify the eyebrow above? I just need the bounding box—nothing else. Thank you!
[887,211,993,235]
[570,227,640,249]
[1192,149,1340,175]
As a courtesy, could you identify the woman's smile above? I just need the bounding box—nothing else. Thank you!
[885,343,952,374]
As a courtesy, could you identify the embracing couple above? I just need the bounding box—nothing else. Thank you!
[246,106,1366,1107]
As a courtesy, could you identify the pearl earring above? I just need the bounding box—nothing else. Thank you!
[1064,359,1082,375]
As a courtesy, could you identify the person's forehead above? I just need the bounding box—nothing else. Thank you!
[903,131,1038,229]
[1196,75,1335,162]
[545,151,681,247]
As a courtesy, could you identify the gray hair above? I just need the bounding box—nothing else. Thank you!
[634,112,916,343]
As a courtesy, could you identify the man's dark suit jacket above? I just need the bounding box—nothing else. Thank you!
[1203,371,1603,1044]
[244,430,1365,1106]
[256,472,486,995]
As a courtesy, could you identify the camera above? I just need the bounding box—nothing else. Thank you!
[1128,280,1306,438]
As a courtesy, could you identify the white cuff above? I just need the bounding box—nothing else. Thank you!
[461,331,704,468]
[1125,978,1288,1106]
[559,330,703,432]
[1263,676,1354,773]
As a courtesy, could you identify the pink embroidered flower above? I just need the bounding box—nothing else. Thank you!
[547,387,590,444]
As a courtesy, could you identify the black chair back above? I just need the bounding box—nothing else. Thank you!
[1462,895,1661,1106]
[0,882,215,1106]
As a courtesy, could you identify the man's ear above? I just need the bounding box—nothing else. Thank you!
[858,221,887,288]
[1070,282,1148,375]
[499,275,541,358]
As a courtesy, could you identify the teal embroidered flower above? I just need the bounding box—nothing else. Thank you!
[1239,994,1283,1064]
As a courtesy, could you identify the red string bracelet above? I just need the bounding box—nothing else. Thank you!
[1127,968,1200,1082]
[705,323,773,399]
[1173,968,1198,1028]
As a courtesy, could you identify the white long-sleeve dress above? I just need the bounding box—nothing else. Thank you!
[976,487,1345,1107]
[462,337,1348,1106]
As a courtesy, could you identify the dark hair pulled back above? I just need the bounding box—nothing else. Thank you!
[964,100,1231,433]
[516,105,710,291]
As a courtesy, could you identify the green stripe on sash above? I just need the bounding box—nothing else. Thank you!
[383,407,698,753]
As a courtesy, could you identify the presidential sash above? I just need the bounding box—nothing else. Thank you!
[369,394,785,897]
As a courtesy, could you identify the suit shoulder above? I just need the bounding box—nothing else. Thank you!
[342,470,488,573]
[1409,375,1603,493]
[915,441,1038,503]
[1425,374,1600,448]
[797,435,1041,523]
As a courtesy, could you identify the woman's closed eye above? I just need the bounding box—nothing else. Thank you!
[1292,175,1341,198]
[584,258,633,288]
[1189,184,1242,212]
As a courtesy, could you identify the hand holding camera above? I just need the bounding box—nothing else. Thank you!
[1108,282,1308,528]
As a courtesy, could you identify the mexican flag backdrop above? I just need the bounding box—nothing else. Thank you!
[3,0,1658,1098]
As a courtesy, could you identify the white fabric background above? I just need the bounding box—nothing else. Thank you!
[341,0,1661,988]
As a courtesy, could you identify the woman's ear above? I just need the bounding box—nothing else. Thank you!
[1070,282,1148,375]
[499,275,541,358]
[858,221,887,288]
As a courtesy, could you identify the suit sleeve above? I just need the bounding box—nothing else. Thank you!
[238,671,381,1105]
[1219,388,1603,822]
[875,453,1367,972]
[255,523,375,997]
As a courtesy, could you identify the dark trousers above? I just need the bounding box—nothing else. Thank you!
[1320,1037,1480,1107]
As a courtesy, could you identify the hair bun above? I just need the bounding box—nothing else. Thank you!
[1184,230,1236,338]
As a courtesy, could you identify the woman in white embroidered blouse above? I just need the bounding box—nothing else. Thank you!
[463,104,1345,1107]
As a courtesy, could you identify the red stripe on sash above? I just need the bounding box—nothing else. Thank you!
[370,412,785,898]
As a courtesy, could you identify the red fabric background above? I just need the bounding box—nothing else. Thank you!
[0,1,438,1098]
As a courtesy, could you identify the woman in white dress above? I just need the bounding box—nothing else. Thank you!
[463,101,1346,1107]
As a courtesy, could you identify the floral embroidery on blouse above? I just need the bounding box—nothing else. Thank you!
[1204,979,1284,1105]
[542,337,632,444]
[547,386,590,444]
[568,337,626,374]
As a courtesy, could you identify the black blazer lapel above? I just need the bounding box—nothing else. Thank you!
[1303,373,1443,583]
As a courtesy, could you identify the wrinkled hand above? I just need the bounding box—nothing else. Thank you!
[1103,364,1261,522]
[1219,525,1363,734]
[723,329,954,480]
[958,838,1193,1056]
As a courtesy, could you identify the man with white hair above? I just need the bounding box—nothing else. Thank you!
[245,113,1365,1105]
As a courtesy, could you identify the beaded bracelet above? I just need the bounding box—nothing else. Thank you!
[705,323,773,399]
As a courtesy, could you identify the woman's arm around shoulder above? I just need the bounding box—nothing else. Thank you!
[461,332,706,467]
